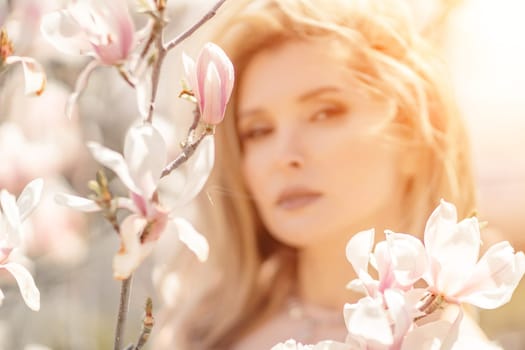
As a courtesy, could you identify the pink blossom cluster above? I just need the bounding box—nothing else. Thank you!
[273,200,525,350]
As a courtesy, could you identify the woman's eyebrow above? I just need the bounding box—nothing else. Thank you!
[238,86,342,120]
[237,107,266,121]
[298,86,341,102]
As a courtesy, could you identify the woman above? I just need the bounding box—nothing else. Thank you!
[155,0,477,348]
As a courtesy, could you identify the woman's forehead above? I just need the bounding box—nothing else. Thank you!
[237,40,362,109]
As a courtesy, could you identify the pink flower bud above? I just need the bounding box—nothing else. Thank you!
[183,42,234,125]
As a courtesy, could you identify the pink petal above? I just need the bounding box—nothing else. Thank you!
[0,190,21,232]
[168,135,215,206]
[16,178,43,221]
[40,10,92,56]
[54,193,101,212]
[66,60,100,119]
[173,218,209,262]
[202,43,234,99]
[113,215,153,280]
[401,320,452,350]
[182,52,199,102]
[5,56,46,96]
[312,341,352,350]
[424,199,458,251]
[2,262,40,311]
[346,229,375,275]
[135,66,152,120]
[386,231,428,286]
[344,297,393,345]
[123,124,166,199]
[423,200,481,295]
[383,289,412,345]
[87,141,140,195]
[201,63,223,124]
[455,242,525,309]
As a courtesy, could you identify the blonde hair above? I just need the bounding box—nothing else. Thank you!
[155,0,475,348]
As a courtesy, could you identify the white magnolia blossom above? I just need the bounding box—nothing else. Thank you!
[291,199,525,350]
[0,179,43,311]
[56,124,211,279]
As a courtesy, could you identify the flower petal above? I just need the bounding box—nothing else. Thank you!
[182,51,199,100]
[166,136,215,206]
[113,215,153,280]
[5,56,46,96]
[40,10,92,56]
[123,124,166,199]
[87,141,140,194]
[344,297,393,345]
[455,241,525,309]
[346,229,374,275]
[2,262,40,311]
[172,218,209,262]
[0,189,21,232]
[54,193,101,212]
[423,200,481,296]
[66,59,99,119]
[401,320,452,350]
[201,63,222,124]
[386,230,428,287]
[16,178,44,222]
[384,289,412,344]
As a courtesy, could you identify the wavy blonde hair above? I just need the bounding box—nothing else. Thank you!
[155,0,475,348]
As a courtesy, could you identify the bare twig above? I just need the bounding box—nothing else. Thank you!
[114,275,134,350]
[134,298,155,350]
[145,17,166,124]
[161,128,213,178]
[165,0,228,51]
[144,0,227,123]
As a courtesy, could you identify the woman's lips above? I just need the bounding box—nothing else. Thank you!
[275,187,322,210]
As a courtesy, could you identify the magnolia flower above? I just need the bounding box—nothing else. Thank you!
[56,124,210,279]
[345,229,426,300]
[40,0,136,118]
[1,29,46,95]
[271,339,350,350]
[0,178,43,311]
[420,199,525,309]
[41,0,135,65]
[344,290,462,350]
[183,42,234,125]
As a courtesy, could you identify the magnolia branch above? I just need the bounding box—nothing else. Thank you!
[144,0,228,123]
[114,275,133,350]
[161,128,213,178]
[165,0,228,51]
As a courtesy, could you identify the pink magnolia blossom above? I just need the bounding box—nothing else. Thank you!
[56,124,209,279]
[40,0,136,118]
[345,229,427,300]
[420,199,525,309]
[343,289,462,350]
[183,42,234,125]
[40,0,135,65]
[271,339,351,350]
[0,178,43,311]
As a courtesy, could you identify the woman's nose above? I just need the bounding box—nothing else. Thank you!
[275,128,305,170]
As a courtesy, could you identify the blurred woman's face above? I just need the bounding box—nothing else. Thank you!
[237,40,407,248]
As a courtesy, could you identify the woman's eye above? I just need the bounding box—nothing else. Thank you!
[240,127,273,141]
[309,105,346,122]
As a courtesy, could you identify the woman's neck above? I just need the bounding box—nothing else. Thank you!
[297,232,362,310]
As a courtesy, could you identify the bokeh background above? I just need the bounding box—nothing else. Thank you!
[0,0,524,349]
